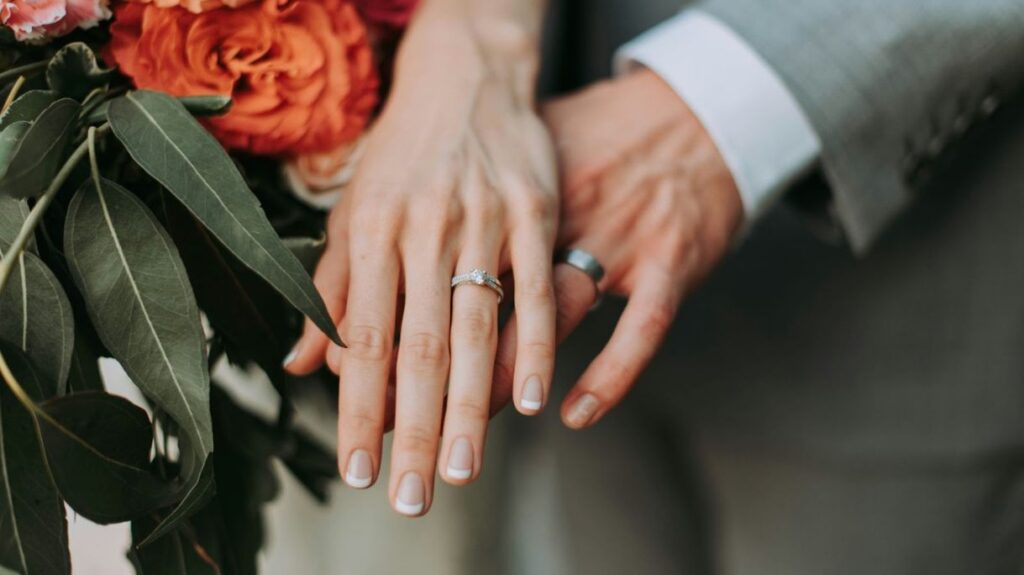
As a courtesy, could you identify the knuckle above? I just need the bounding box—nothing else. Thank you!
[352,202,402,242]
[339,409,382,439]
[638,303,674,336]
[520,340,555,364]
[449,396,489,421]
[516,191,556,221]
[453,306,497,343]
[467,191,505,221]
[401,332,450,368]
[345,324,391,361]
[517,275,555,305]
[395,424,439,455]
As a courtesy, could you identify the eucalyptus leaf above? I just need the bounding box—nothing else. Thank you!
[0,98,79,199]
[284,235,326,275]
[46,43,115,101]
[162,198,290,376]
[128,517,219,575]
[107,91,341,346]
[0,122,28,182]
[136,459,215,547]
[64,177,214,533]
[0,90,57,131]
[0,194,29,250]
[65,324,104,394]
[0,248,74,392]
[36,391,179,523]
[0,343,70,575]
[178,95,232,117]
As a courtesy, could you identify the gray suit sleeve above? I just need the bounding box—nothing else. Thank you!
[697,0,1024,252]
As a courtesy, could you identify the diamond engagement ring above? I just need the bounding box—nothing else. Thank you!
[451,269,504,302]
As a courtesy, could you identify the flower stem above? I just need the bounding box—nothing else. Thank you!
[0,60,48,86]
[0,123,109,295]
[0,123,109,409]
[1,76,25,114]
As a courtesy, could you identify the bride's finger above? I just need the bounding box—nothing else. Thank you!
[439,241,501,486]
[336,229,400,490]
[509,224,556,415]
[388,251,452,516]
[284,234,350,376]
[491,261,602,415]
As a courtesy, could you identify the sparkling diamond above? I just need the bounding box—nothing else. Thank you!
[469,269,487,284]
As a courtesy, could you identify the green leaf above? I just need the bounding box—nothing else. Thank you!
[65,324,104,394]
[0,343,70,575]
[284,235,326,276]
[128,516,219,575]
[0,194,29,250]
[64,177,214,534]
[0,122,29,182]
[46,43,115,101]
[36,391,179,524]
[108,91,340,346]
[137,458,215,547]
[0,98,79,199]
[162,197,290,377]
[178,95,232,117]
[0,249,74,393]
[0,90,57,131]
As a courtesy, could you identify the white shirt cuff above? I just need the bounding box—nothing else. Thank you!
[615,10,822,221]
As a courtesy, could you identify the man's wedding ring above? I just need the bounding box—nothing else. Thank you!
[451,269,504,302]
[559,249,605,287]
[558,249,605,307]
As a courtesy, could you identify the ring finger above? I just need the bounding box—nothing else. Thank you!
[438,235,502,485]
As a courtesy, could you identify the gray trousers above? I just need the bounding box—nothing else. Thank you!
[483,323,1024,575]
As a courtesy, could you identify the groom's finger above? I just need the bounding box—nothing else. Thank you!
[560,264,680,429]
[490,263,600,416]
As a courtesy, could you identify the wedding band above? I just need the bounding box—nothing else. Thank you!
[451,268,504,302]
[559,248,605,286]
[558,248,605,308]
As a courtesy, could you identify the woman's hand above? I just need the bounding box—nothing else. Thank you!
[284,0,557,516]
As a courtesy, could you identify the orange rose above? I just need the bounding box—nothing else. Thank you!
[107,0,379,156]
[128,0,256,15]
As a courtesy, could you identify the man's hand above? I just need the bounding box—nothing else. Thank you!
[491,69,744,428]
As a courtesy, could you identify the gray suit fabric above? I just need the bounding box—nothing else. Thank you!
[549,0,1024,462]
[486,2,1024,573]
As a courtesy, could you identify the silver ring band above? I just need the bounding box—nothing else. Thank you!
[558,248,605,309]
[451,268,504,303]
[559,249,605,285]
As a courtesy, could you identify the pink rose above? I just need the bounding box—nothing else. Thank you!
[1,0,110,42]
[354,0,417,28]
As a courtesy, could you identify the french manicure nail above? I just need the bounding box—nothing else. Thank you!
[395,472,425,516]
[282,344,299,368]
[345,449,373,489]
[446,437,474,480]
[520,376,544,412]
[566,393,601,428]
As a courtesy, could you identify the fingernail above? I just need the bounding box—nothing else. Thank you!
[395,472,425,516]
[344,449,373,489]
[282,344,299,368]
[520,375,544,412]
[446,437,474,480]
[566,393,601,428]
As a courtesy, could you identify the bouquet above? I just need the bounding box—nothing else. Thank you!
[0,0,415,572]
